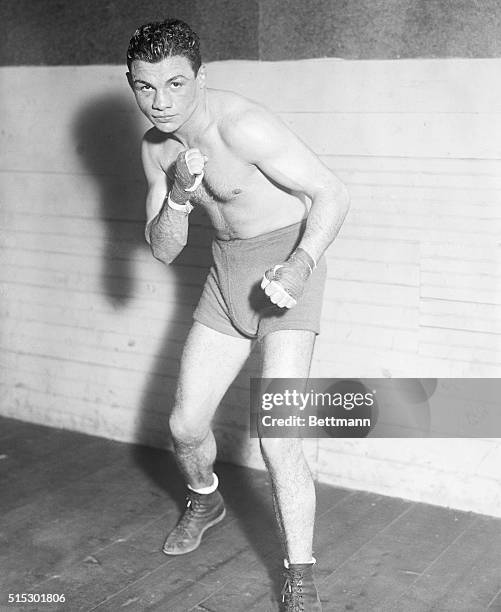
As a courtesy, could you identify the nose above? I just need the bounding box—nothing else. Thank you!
[152,88,172,111]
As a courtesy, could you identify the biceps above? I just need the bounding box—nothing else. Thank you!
[259,143,334,198]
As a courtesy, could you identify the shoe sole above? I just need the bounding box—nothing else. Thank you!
[162,507,226,556]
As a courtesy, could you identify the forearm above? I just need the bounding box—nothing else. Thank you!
[299,182,350,263]
[262,181,349,308]
[147,198,189,264]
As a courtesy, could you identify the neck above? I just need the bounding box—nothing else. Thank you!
[171,90,210,147]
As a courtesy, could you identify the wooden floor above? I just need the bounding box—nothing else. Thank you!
[1,417,501,612]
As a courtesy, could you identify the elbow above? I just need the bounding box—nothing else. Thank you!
[336,181,350,215]
[153,252,170,265]
[150,244,173,265]
[147,222,187,264]
[150,242,183,265]
[316,176,350,216]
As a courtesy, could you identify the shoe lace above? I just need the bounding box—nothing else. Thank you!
[281,569,305,611]
[174,496,197,537]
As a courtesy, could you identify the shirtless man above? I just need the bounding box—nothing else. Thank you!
[127,19,349,611]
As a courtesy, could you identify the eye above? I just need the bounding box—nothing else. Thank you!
[170,81,183,89]
[138,84,152,92]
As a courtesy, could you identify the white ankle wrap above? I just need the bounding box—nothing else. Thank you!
[187,472,219,494]
[284,556,316,568]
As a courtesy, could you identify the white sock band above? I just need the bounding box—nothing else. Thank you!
[187,472,218,494]
[284,556,316,568]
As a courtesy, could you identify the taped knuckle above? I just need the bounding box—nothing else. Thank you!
[192,163,204,175]
[186,148,203,160]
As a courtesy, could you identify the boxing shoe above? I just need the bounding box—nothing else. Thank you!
[162,489,226,555]
[281,561,322,611]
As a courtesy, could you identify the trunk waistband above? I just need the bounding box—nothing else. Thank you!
[214,220,306,247]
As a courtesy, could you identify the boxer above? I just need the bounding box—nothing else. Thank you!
[127,18,349,611]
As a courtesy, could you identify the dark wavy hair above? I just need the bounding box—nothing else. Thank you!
[127,18,201,74]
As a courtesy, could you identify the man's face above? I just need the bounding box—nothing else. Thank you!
[128,55,204,133]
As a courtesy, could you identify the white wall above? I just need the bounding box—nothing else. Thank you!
[1,59,500,516]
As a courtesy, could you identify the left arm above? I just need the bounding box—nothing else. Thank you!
[223,108,350,263]
[223,107,349,307]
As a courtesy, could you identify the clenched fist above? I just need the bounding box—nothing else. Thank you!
[261,247,316,309]
[170,148,207,205]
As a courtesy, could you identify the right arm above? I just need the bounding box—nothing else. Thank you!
[142,136,189,264]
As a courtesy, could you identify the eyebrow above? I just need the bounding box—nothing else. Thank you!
[133,74,189,86]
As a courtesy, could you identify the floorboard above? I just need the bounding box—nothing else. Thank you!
[1,416,500,612]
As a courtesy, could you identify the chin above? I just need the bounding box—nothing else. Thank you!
[154,118,184,134]
[153,123,175,133]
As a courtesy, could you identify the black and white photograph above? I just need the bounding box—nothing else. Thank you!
[1,1,501,610]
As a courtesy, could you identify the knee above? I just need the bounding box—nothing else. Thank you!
[169,409,209,447]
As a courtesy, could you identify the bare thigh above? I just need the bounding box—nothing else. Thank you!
[259,329,316,443]
[173,322,253,431]
[261,329,316,378]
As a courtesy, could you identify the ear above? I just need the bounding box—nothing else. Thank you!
[196,64,207,88]
[126,71,133,89]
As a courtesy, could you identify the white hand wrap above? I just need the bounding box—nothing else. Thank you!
[261,247,317,309]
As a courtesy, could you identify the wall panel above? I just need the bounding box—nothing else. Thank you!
[1,59,501,516]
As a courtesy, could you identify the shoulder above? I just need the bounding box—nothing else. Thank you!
[141,128,176,173]
[215,94,287,162]
[141,127,172,155]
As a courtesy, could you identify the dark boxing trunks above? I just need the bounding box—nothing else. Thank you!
[193,221,327,341]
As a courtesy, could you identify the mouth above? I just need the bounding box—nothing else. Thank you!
[153,115,176,123]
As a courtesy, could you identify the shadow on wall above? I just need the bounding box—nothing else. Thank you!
[71,93,267,556]
[72,93,145,306]
[71,91,205,442]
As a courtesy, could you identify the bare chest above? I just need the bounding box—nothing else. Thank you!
[166,156,249,208]
[190,171,244,207]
